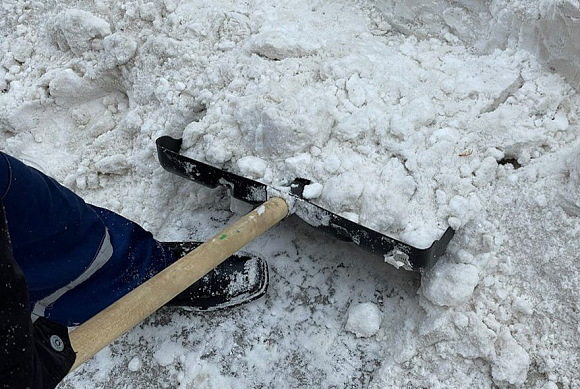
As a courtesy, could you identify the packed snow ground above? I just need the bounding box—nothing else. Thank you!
[2,0,580,388]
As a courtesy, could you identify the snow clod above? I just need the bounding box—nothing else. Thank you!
[421,262,479,307]
[249,28,321,60]
[492,328,530,386]
[47,9,111,55]
[345,302,382,338]
[302,183,323,199]
[128,356,141,372]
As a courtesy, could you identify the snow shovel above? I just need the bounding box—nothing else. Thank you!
[68,196,288,371]
[156,136,454,271]
[66,138,452,373]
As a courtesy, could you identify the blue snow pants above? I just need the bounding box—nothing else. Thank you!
[0,152,173,326]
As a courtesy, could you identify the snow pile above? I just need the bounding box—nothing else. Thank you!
[167,0,578,249]
[376,0,580,91]
[1,0,580,388]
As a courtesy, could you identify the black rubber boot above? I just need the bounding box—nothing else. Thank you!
[162,242,268,311]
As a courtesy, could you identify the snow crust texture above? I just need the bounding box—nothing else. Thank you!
[1,0,580,388]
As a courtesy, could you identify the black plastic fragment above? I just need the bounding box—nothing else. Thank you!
[156,136,454,270]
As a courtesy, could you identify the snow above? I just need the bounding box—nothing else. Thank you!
[236,156,268,180]
[421,262,479,307]
[127,356,142,372]
[248,27,321,60]
[345,302,382,338]
[47,10,112,55]
[153,340,188,367]
[2,0,580,387]
[302,182,323,200]
[492,327,531,387]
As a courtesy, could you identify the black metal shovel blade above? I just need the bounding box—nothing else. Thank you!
[156,136,454,270]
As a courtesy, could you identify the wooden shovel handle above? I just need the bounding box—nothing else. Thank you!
[68,197,288,371]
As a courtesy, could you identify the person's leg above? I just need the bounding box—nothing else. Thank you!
[0,152,107,306]
[1,152,268,327]
[45,205,174,325]
[0,199,75,388]
[0,152,171,326]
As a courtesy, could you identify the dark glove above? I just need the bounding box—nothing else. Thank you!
[0,200,76,389]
